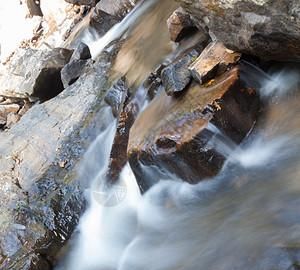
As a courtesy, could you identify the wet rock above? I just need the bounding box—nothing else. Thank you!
[128,67,260,192]
[64,0,97,6]
[90,0,140,35]
[178,0,300,61]
[189,41,241,84]
[104,77,129,117]
[107,100,139,182]
[161,49,199,96]
[89,6,120,36]
[61,59,92,88]
[96,0,140,20]
[70,42,91,61]
[0,44,118,269]
[167,7,197,42]
[0,48,72,100]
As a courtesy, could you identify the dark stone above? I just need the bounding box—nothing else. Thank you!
[106,100,139,183]
[61,59,92,88]
[70,42,91,61]
[104,77,129,117]
[128,67,260,192]
[167,7,198,42]
[64,0,97,6]
[161,49,199,96]
[178,0,300,62]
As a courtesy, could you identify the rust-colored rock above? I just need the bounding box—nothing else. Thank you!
[189,41,241,84]
[167,7,197,42]
[106,100,139,183]
[128,67,259,192]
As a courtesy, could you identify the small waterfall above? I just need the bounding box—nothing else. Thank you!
[57,1,300,269]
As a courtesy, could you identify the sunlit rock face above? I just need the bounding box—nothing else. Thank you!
[128,67,260,192]
[177,0,300,61]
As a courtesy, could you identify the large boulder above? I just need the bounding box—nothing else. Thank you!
[0,48,72,100]
[128,67,260,192]
[178,0,300,61]
[89,0,140,35]
[0,45,117,269]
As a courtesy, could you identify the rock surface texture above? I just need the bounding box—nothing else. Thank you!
[128,67,260,192]
[178,0,300,61]
[0,48,72,100]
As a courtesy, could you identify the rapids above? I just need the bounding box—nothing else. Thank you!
[57,1,300,269]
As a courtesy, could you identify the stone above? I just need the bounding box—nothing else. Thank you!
[61,59,92,88]
[104,77,129,117]
[178,0,300,61]
[0,42,119,269]
[161,49,199,96]
[128,67,260,192]
[70,42,91,61]
[64,0,97,6]
[0,104,20,116]
[6,113,21,128]
[89,0,140,35]
[167,7,197,42]
[0,48,72,100]
[189,41,241,84]
[106,100,139,183]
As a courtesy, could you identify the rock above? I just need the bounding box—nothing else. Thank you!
[106,100,139,183]
[178,0,300,62]
[89,6,120,36]
[96,0,139,20]
[0,43,119,269]
[70,42,91,61]
[0,48,72,100]
[189,41,241,84]
[24,0,43,17]
[89,0,140,35]
[104,77,129,117]
[64,0,97,6]
[167,7,197,42]
[61,59,92,88]
[6,113,21,128]
[161,49,199,96]
[0,104,20,116]
[128,67,260,192]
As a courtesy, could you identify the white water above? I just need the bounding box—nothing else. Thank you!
[57,1,300,269]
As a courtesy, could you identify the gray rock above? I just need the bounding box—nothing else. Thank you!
[61,59,92,88]
[71,42,92,61]
[64,0,97,6]
[104,77,129,117]
[0,48,72,100]
[178,0,300,61]
[161,49,199,96]
[0,45,118,269]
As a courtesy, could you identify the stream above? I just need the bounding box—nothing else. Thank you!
[57,1,300,269]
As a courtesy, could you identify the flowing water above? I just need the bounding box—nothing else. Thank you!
[57,1,300,269]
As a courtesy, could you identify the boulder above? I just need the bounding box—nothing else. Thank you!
[64,0,97,6]
[89,0,140,35]
[189,41,241,84]
[167,7,198,42]
[161,49,199,96]
[70,42,92,61]
[104,77,129,117]
[0,48,72,100]
[0,44,118,269]
[128,67,260,192]
[178,0,300,61]
[61,59,92,88]
[106,100,139,183]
